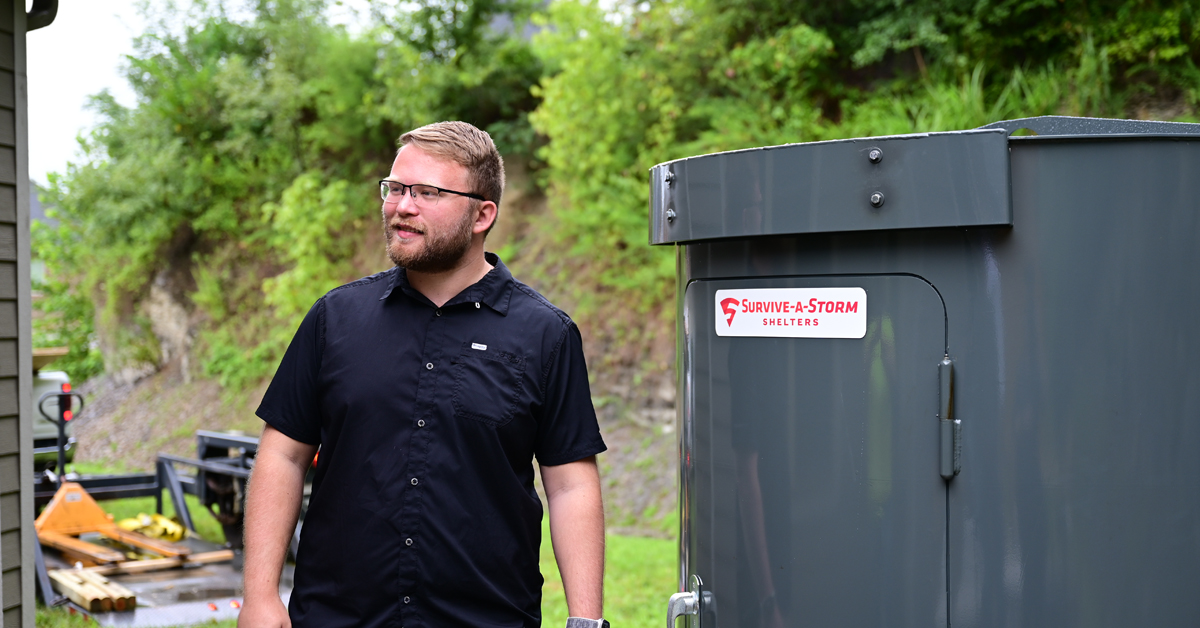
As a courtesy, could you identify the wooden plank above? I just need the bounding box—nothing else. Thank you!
[32,346,68,371]
[57,549,102,569]
[86,550,235,576]
[73,570,136,611]
[49,569,113,613]
[98,525,190,558]
[37,531,126,565]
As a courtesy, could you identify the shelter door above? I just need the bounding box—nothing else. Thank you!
[681,275,947,627]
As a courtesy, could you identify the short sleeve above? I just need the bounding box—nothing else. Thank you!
[534,322,606,465]
[256,298,325,445]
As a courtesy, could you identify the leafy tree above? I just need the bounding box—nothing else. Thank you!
[35,0,1197,394]
[36,0,548,388]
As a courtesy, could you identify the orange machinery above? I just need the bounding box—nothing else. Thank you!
[35,482,191,566]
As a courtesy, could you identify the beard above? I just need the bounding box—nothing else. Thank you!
[382,203,476,273]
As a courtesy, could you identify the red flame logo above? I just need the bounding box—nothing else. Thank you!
[720,298,739,326]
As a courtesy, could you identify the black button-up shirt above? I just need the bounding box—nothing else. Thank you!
[257,254,605,628]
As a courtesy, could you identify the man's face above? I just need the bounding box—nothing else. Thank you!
[382,145,479,273]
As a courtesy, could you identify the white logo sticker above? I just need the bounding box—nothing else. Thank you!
[471,343,487,351]
[715,288,867,338]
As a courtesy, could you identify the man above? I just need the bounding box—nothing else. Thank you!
[238,121,608,628]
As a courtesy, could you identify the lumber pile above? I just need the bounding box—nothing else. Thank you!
[48,569,136,612]
[46,550,236,613]
[86,549,235,576]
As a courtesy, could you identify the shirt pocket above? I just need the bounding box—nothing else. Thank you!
[450,343,527,427]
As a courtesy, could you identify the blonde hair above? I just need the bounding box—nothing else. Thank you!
[398,121,505,206]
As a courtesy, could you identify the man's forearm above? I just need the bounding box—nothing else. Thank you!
[242,431,314,603]
[544,458,605,619]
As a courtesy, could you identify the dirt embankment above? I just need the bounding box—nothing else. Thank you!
[71,160,680,538]
[71,364,266,471]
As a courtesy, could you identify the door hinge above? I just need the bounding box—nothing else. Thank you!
[939,356,961,480]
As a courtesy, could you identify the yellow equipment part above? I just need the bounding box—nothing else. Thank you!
[115,515,146,532]
[116,513,186,542]
[36,482,191,565]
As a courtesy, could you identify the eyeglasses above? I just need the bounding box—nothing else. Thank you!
[379,180,486,207]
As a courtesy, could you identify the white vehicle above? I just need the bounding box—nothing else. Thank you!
[32,348,74,470]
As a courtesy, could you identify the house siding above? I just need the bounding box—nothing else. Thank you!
[0,2,34,626]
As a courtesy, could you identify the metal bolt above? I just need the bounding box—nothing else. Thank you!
[868,147,883,164]
[870,191,885,208]
[664,171,675,184]
[666,208,676,222]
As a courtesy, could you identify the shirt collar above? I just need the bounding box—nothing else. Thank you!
[379,252,514,316]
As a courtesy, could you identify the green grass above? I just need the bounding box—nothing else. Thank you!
[38,497,676,627]
[35,605,103,627]
[36,606,239,627]
[540,521,676,627]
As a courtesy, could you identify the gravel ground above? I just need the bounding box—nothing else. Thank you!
[72,364,266,472]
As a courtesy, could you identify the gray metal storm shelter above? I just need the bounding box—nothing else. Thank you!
[653,116,1200,628]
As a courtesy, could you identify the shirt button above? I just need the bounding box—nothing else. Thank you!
[411,477,419,485]
[417,419,425,427]
[435,309,442,316]
[474,302,480,309]
[403,596,411,604]
[405,537,413,546]
[425,362,433,370]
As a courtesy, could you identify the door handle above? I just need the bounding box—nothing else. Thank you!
[667,592,698,628]
[668,574,705,628]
